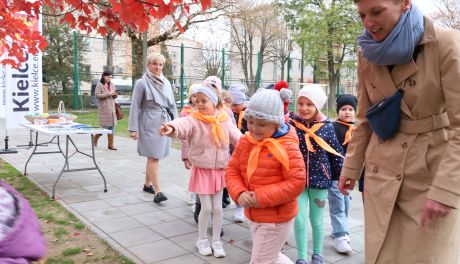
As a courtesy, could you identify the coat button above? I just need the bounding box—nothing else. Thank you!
[402,142,408,149]
[373,167,379,174]
[396,173,402,181]
[371,83,376,89]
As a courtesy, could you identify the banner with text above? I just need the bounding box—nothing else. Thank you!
[0,14,43,128]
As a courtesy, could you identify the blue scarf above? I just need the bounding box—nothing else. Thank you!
[357,4,424,66]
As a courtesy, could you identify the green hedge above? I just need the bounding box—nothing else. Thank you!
[48,94,95,110]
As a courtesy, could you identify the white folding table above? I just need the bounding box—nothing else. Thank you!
[21,123,112,199]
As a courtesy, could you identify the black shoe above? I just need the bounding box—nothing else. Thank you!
[222,188,231,206]
[220,227,224,237]
[194,201,201,223]
[143,184,155,194]
[153,192,167,203]
[222,202,227,209]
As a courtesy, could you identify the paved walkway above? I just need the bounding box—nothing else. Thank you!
[1,122,365,264]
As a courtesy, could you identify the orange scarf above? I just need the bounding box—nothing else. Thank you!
[191,110,229,146]
[246,132,293,181]
[237,111,245,130]
[336,120,355,145]
[291,119,344,158]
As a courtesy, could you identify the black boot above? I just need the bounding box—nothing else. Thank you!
[194,197,201,223]
[222,188,231,206]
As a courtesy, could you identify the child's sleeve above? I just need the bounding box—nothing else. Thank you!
[325,124,344,180]
[225,140,248,204]
[166,116,194,140]
[227,119,242,146]
[254,142,306,208]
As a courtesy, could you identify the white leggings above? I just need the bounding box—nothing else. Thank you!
[198,189,223,242]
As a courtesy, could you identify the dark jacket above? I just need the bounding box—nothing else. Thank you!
[290,115,344,188]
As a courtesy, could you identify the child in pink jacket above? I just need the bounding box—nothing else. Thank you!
[160,85,241,258]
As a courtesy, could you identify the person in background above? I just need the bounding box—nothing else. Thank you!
[0,181,47,263]
[160,85,241,258]
[226,89,306,264]
[290,85,344,264]
[94,70,118,150]
[128,52,177,204]
[339,1,460,263]
[227,83,248,223]
[221,90,232,108]
[328,94,357,254]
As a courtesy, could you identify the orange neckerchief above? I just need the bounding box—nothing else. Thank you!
[291,119,344,158]
[191,110,229,146]
[237,111,245,130]
[245,132,293,181]
[336,120,355,145]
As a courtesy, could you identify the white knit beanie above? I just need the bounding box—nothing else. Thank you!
[298,84,327,110]
[203,76,222,95]
[279,88,292,102]
[195,85,218,106]
[245,89,284,125]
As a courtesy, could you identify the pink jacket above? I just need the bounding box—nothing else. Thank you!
[167,109,242,169]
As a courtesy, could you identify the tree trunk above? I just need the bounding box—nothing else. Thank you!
[105,33,114,73]
[131,36,144,81]
[327,47,337,111]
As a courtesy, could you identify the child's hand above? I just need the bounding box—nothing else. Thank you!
[183,159,191,170]
[237,192,253,208]
[159,124,173,136]
[247,191,259,208]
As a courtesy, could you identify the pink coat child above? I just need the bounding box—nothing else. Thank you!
[160,85,241,258]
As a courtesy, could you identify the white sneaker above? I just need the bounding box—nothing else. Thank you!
[344,234,350,243]
[196,239,212,256]
[211,241,226,258]
[233,207,245,223]
[186,191,196,205]
[334,236,352,254]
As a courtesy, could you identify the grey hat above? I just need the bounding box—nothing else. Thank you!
[279,88,292,102]
[245,89,284,125]
[195,85,218,106]
[228,84,247,104]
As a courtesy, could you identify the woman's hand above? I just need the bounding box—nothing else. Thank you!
[129,131,138,140]
[338,176,355,196]
[421,198,452,227]
[159,124,173,136]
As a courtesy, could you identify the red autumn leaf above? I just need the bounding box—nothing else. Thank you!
[73,232,80,237]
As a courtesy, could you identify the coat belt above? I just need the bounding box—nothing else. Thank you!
[399,112,449,134]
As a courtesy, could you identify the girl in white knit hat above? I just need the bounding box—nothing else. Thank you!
[160,85,241,258]
[289,85,344,264]
[226,89,306,264]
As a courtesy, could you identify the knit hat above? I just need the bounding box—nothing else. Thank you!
[279,88,292,103]
[274,81,288,91]
[188,83,201,96]
[228,84,246,105]
[245,89,284,125]
[195,85,218,106]
[298,84,327,111]
[203,76,222,94]
[265,84,275,90]
[336,94,357,113]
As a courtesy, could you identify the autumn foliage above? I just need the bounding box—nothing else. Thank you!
[0,0,212,68]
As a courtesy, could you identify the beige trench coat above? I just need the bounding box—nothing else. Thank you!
[342,18,460,264]
[95,82,117,127]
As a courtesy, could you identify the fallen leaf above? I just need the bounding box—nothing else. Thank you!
[73,232,80,237]
[51,239,58,242]
[83,248,91,252]
[228,239,235,245]
[86,252,94,256]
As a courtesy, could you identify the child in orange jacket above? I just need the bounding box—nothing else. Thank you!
[226,89,306,264]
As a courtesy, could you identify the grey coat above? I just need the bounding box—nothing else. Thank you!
[128,72,177,158]
[96,82,117,127]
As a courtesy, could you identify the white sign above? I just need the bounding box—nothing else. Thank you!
[0,13,43,128]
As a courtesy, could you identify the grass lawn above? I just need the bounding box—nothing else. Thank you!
[0,159,135,264]
[72,108,181,149]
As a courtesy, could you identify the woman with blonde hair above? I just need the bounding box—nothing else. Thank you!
[128,52,177,203]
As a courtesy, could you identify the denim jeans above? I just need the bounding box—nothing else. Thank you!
[327,180,349,238]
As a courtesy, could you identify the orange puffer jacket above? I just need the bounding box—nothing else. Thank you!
[226,125,306,223]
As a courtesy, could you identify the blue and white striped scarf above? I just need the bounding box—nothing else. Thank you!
[357,4,424,66]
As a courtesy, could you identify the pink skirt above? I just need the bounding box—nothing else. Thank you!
[188,166,226,195]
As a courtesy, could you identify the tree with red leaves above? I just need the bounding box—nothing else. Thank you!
[0,0,212,69]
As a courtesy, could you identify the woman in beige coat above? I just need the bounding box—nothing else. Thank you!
[339,0,460,263]
[94,70,118,150]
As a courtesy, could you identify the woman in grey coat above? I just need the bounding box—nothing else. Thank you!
[94,70,118,150]
[128,53,177,203]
